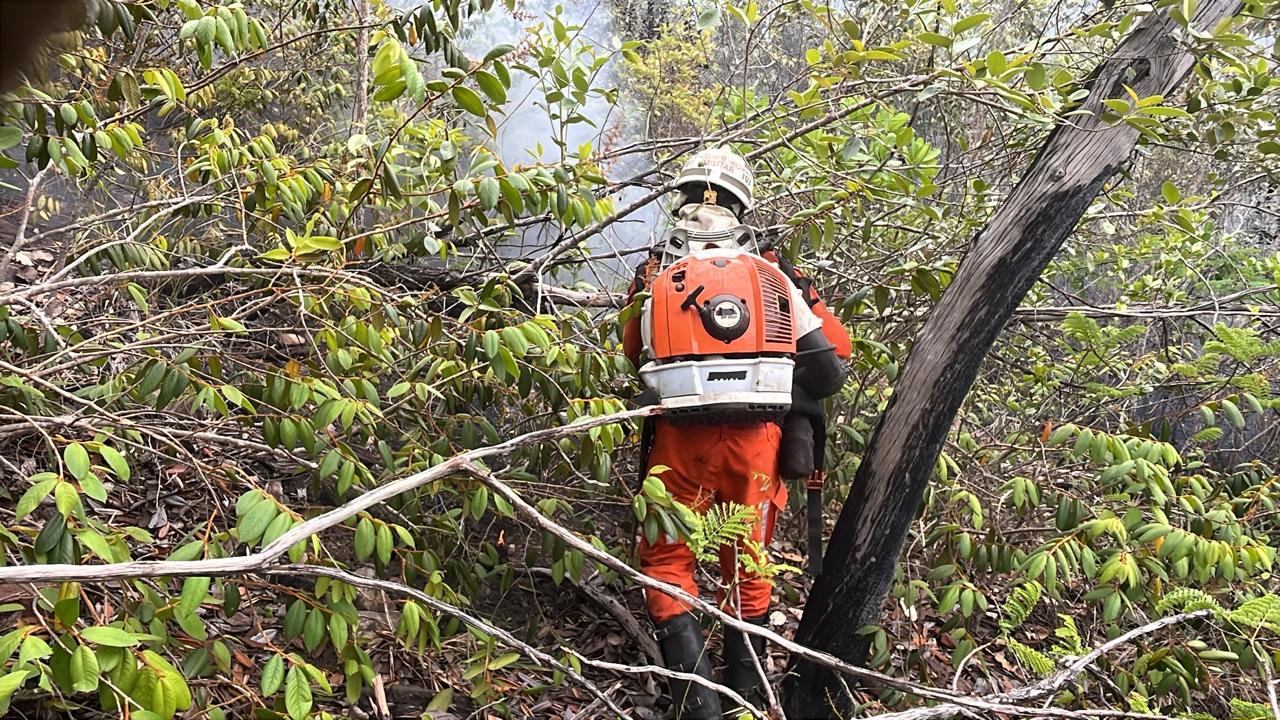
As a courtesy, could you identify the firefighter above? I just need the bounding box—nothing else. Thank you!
[621,148,852,718]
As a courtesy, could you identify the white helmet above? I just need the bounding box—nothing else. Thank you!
[674,147,755,213]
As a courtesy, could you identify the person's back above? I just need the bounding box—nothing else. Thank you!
[621,147,851,718]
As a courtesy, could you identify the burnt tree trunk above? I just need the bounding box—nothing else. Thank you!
[782,3,1244,717]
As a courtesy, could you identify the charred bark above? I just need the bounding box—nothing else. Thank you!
[782,3,1245,717]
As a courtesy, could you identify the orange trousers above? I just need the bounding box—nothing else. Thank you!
[639,420,788,623]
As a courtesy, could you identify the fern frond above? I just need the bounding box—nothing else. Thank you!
[1227,594,1280,633]
[1062,312,1103,346]
[1109,324,1148,347]
[1192,426,1225,443]
[1209,325,1264,362]
[1127,692,1153,713]
[1007,637,1055,677]
[688,502,757,563]
[1156,587,1222,615]
[1052,614,1085,656]
[999,581,1042,633]
[1229,699,1272,720]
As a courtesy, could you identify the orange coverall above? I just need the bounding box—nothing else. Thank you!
[623,249,853,622]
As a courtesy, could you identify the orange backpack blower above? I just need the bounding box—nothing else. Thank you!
[639,242,798,423]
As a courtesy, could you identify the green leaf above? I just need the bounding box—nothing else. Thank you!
[54,482,80,517]
[302,235,342,252]
[64,443,91,481]
[283,600,307,640]
[303,608,325,653]
[196,16,215,47]
[59,104,78,128]
[214,316,247,333]
[1197,649,1239,662]
[174,606,207,641]
[1220,399,1245,429]
[0,670,30,704]
[214,17,236,55]
[452,86,487,117]
[79,472,107,503]
[477,177,500,211]
[237,496,278,545]
[80,626,140,647]
[426,686,453,711]
[179,576,211,614]
[1025,63,1046,89]
[375,523,393,566]
[953,12,992,33]
[236,489,265,519]
[285,664,312,720]
[142,649,192,709]
[15,478,57,520]
[127,283,150,315]
[328,614,349,650]
[261,654,284,695]
[76,530,114,562]
[69,644,100,693]
[696,4,721,29]
[354,518,375,561]
[260,510,293,547]
[475,71,507,103]
[489,651,520,670]
[483,44,515,62]
[1161,181,1180,204]
[98,446,131,481]
[0,127,22,151]
[918,32,952,48]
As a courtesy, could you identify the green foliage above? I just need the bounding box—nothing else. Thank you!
[0,0,1277,716]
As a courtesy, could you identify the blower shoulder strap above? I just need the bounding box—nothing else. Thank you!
[763,250,820,309]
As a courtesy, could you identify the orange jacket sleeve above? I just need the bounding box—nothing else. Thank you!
[621,253,661,369]
[808,288,853,359]
[622,276,644,368]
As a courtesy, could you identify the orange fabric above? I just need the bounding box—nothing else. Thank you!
[622,275,644,367]
[622,255,660,368]
[813,295,852,359]
[639,420,789,622]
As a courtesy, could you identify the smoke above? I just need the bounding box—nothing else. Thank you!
[394,0,665,288]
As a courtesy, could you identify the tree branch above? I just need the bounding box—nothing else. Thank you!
[0,406,659,584]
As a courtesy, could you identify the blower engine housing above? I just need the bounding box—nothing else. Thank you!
[640,249,797,422]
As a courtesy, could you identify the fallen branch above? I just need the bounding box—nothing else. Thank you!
[459,459,1220,719]
[0,406,659,584]
[1007,608,1215,700]
[566,651,763,720]
[0,167,49,286]
[0,263,390,306]
[526,566,663,668]
[0,406,1220,719]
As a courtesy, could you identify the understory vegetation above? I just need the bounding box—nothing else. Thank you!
[0,0,1277,718]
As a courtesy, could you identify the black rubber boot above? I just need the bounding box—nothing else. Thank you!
[656,613,723,719]
[722,614,769,712]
